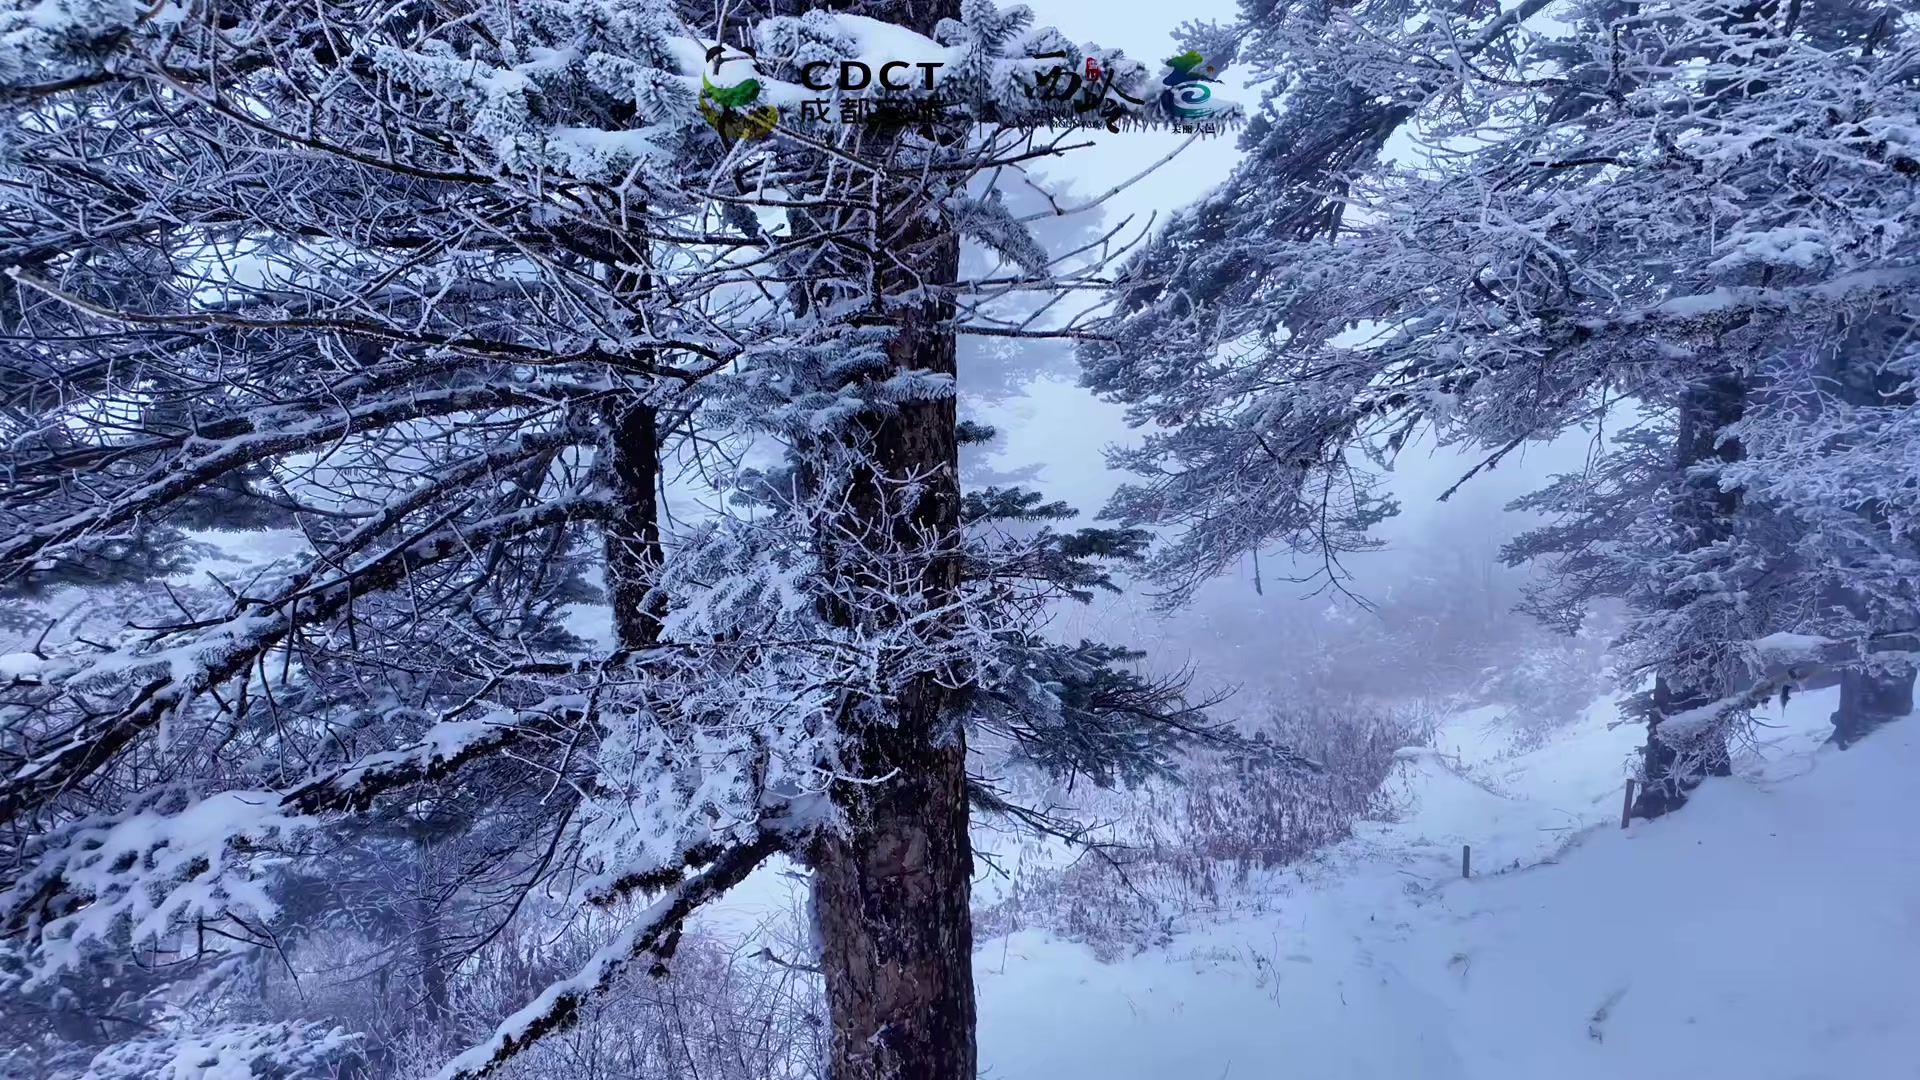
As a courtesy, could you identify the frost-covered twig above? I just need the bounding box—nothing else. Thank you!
[432,830,787,1080]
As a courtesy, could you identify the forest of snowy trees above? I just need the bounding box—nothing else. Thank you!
[1086,0,1920,814]
[0,0,1915,1076]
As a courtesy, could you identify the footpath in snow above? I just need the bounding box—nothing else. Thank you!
[978,689,1920,1080]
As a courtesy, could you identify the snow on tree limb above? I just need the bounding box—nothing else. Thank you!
[0,494,611,822]
[430,830,786,1080]
[1655,630,1920,749]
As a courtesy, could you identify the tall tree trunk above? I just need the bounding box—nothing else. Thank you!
[414,837,450,1047]
[809,213,975,1080]
[811,683,974,1080]
[801,3,974,1076]
[1635,367,1746,819]
[604,398,664,650]
[601,222,664,654]
[1818,308,1917,750]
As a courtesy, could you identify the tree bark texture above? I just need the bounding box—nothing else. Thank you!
[603,398,664,650]
[798,0,975,1073]
[809,232,975,1080]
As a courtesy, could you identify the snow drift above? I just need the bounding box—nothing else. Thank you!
[979,689,1920,1080]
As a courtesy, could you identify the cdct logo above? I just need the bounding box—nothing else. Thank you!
[798,61,945,92]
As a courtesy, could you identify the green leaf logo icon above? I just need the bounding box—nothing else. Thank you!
[702,75,762,110]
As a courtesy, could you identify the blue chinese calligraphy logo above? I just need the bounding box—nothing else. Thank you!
[1161,49,1226,120]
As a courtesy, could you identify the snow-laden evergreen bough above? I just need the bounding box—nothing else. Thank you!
[1083,0,1920,814]
[0,1,1250,1077]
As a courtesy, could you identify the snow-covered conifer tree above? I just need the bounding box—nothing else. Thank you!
[0,1,1238,1076]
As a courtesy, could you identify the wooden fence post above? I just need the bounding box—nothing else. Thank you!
[1461,844,1471,879]
[1620,779,1637,829]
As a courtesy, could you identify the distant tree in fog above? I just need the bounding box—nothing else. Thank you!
[1083,0,1920,815]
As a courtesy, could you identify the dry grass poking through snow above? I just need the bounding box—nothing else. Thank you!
[974,700,1439,958]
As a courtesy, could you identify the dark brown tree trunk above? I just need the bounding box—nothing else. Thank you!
[797,0,974,1072]
[1635,368,1746,819]
[811,684,975,1080]
[601,222,665,653]
[604,398,664,650]
[809,239,975,1080]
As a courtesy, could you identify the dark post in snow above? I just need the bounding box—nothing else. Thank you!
[1461,844,1471,879]
[1620,779,1637,829]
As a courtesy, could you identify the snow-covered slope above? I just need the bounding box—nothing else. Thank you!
[978,690,1920,1080]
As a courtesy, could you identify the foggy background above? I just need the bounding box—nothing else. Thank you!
[963,0,1609,729]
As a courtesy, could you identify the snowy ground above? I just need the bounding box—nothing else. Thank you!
[977,690,1920,1080]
